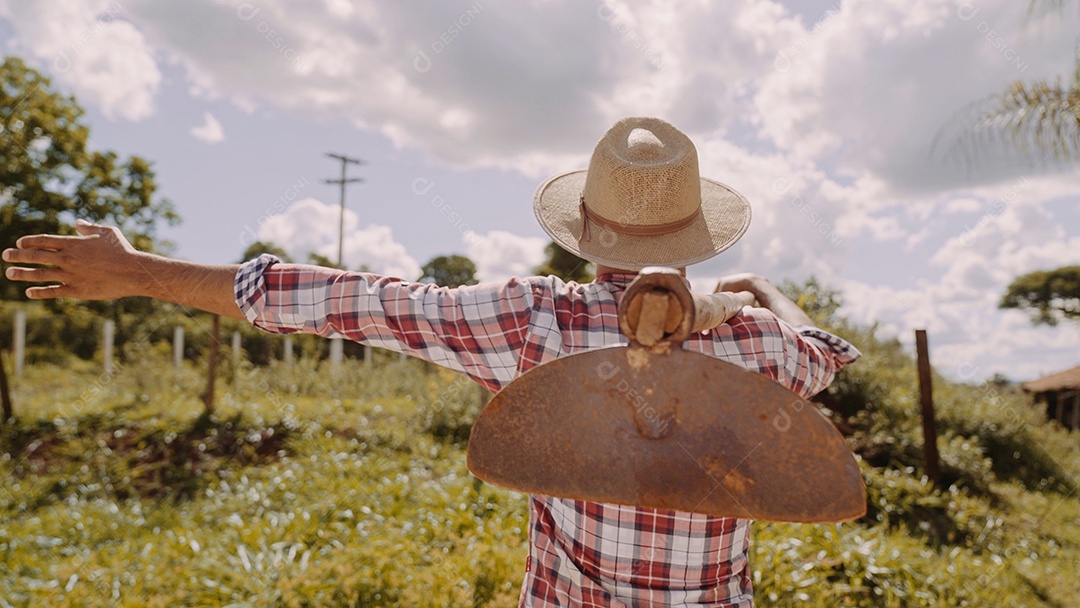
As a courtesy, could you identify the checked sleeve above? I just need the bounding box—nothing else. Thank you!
[697,305,860,400]
[234,254,534,392]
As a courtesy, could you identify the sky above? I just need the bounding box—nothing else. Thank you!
[1,0,1078,383]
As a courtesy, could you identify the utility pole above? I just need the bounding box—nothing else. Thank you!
[323,153,364,267]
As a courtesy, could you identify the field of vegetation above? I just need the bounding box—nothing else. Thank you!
[1,310,1079,607]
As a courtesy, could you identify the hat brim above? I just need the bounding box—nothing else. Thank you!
[533,171,752,271]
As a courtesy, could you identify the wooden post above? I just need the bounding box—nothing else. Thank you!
[173,326,184,368]
[0,348,13,422]
[283,336,293,365]
[103,320,115,375]
[363,343,372,366]
[329,336,343,371]
[201,315,221,415]
[915,329,940,486]
[13,310,25,377]
[231,331,242,370]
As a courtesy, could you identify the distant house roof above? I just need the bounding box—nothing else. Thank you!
[1022,364,1080,393]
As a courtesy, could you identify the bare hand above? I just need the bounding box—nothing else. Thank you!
[727,290,757,309]
[3,220,146,300]
[714,272,814,327]
[714,273,767,296]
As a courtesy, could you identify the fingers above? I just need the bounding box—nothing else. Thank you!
[75,220,112,237]
[734,290,757,308]
[2,247,62,266]
[5,266,66,283]
[714,274,766,295]
[25,284,75,300]
[14,234,83,250]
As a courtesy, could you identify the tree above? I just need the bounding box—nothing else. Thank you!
[999,265,1080,326]
[779,276,843,326]
[240,241,293,263]
[533,241,595,283]
[0,56,179,417]
[419,254,478,288]
[0,56,178,298]
[939,68,1080,163]
[307,253,342,269]
[935,5,1080,163]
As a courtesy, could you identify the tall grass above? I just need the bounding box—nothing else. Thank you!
[1,328,1078,607]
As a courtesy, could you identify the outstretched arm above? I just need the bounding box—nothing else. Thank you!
[714,272,814,327]
[3,220,243,319]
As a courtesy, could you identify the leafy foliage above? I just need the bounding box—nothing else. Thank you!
[533,241,595,283]
[306,252,342,270]
[2,282,1079,606]
[418,254,478,288]
[934,7,1080,164]
[240,241,294,263]
[999,265,1080,326]
[0,55,180,417]
[1,355,526,607]
[944,78,1080,163]
[0,56,178,301]
[780,276,843,326]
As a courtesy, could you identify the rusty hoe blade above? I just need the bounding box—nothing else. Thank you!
[467,267,866,523]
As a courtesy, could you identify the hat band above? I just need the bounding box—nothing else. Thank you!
[579,196,702,242]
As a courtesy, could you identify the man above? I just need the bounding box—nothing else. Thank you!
[5,117,858,606]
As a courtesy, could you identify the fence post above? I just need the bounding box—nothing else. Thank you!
[915,329,941,486]
[173,326,184,368]
[202,315,220,415]
[330,336,343,371]
[284,336,293,365]
[13,310,26,377]
[231,331,242,370]
[103,320,115,375]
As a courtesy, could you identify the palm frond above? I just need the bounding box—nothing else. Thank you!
[933,77,1080,166]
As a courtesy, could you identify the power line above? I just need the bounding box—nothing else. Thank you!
[324,152,364,268]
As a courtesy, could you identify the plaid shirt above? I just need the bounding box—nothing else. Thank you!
[235,255,860,607]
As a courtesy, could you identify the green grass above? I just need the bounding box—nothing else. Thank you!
[1,336,1079,607]
[1,353,525,607]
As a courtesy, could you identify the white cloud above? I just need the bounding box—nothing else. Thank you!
[752,0,1078,192]
[3,0,1079,385]
[463,230,547,283]
[944,198,982,214]
[0,0,161,121]
[839,199,1080,383]
[844,271,1080,383]
[190,111,225,143]
[56,0,810,176]
[256,197,421,280]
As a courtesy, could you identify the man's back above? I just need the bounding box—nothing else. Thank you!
[512,273,854,607]
[235,259,859,606]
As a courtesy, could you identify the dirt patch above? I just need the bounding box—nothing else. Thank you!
[2,413,291,502]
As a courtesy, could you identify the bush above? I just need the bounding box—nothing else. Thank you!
[4,285,1080,606]
[408,372,489,445]
[936,382,1079,493]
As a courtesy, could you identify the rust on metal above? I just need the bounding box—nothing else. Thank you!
[467,266,866,523]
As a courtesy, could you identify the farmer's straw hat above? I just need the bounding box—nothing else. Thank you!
[533,117,751,270]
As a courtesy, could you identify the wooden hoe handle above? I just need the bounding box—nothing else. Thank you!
[619,267,748,347]
[689,292,747,333]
